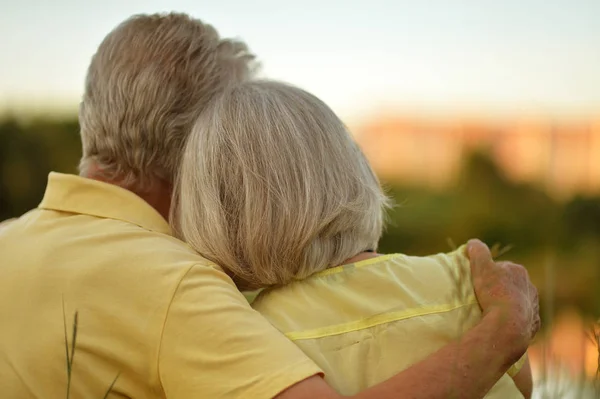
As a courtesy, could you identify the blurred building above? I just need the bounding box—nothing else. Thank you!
[354,116,600,197]
[528,309,599,381]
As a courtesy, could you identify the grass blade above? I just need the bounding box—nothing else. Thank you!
[62,298,72,399]
[102,372,121,399]
[446,237,457,251]
[492,244,513,259]
[69,311,78,372]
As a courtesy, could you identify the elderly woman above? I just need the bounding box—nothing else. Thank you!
[172,80,532,398]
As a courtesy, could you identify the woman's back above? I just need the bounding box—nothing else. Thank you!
[174,80,529,396]
[252,248,525,397]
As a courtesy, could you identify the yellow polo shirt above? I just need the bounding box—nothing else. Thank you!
[252,249,526,398]
[0,173,320,398]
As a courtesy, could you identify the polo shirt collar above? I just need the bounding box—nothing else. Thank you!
[39,172,172,235]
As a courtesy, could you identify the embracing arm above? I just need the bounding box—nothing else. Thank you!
[279,239,539,399]
[279,309,528,399]
[160,239,538,399]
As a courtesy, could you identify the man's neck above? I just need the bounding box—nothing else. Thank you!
[82,170,172,222]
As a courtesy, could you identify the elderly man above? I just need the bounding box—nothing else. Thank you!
[0,12,539,399]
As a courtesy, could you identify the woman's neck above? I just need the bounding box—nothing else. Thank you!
[339,250,379,266]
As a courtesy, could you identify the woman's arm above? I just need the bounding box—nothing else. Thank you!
[278,240,540,399]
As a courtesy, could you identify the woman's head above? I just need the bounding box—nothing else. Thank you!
[173,80,390,289]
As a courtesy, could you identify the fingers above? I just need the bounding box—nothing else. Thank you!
[498,261,530,284]
[530,283,541,338]
[467,239,493,273]
[496,260,541,340]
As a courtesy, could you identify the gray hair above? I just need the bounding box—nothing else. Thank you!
[172,80,391,290]
[79,12,257,190]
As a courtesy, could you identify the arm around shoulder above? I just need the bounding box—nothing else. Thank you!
[281,240,539,399]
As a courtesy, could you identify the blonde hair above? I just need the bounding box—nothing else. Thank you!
[173,80,391,289]
[79,12,257,190]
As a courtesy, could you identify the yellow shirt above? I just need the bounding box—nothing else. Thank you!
[252,250,526,398]
[0,173,320,399]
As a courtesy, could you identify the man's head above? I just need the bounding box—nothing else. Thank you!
[79,12,257,192]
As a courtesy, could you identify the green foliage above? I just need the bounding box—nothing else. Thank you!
[1,117,599,319]
[380,149,600,318]
[0,117,81,219]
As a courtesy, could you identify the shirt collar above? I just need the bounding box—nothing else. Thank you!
[38,172,172,235]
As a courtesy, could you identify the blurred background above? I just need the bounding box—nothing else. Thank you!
[1,0,599,396]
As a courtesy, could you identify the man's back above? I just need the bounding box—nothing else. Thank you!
[0,173,320,398]
[252,249,525,398]
[0,177,201,397]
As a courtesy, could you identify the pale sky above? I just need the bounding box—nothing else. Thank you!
[1,0,600,121]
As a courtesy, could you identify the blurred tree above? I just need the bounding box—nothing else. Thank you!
[0,118,81,220]
[0,116,598,317]
[563,195,600,246]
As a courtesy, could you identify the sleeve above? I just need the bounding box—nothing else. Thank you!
[158,264,323,399]
[507,353,528,377]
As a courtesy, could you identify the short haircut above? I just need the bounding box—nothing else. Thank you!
[173,80,391,289]
[79,12,257,189]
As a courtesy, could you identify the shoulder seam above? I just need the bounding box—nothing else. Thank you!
[312,254,400,277]
[285,296,479,341]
